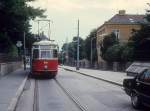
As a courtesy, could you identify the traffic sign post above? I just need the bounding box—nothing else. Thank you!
[23,32,26,70]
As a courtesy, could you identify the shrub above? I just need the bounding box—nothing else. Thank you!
[121,45,134,62]
[8,44,18,57]
[104,44,125,62]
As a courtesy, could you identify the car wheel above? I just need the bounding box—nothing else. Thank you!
[131,92,141,109]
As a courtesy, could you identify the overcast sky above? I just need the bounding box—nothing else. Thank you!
[30,0,149,48]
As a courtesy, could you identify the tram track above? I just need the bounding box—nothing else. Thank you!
[14,76,89,111]
[14,76,39,111]
[33,79,39,111]
[54,78,88,111]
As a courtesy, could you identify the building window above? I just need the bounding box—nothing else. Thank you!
[112,29,120,39]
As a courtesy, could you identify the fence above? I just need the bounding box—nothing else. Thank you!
[0,53,23,76]
[97,62,131,72]
[0,53,22,63]
[65,59,131,72]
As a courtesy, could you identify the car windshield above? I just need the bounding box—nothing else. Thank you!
[143,69,150,82]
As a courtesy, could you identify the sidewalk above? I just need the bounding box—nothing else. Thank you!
[0,68,29,111]
[60,65,131,86]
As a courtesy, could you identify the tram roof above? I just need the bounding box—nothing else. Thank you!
[33,40,57,46]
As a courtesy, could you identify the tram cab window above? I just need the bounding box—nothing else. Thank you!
[40,50,52,59]
[33,49,39,59]
[53,49,58,57]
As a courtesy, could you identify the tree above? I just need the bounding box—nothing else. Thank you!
[84,29,97,62]
[121,44,134,62]
[104,44,125,62]
[68,37,85,60]
[100,33,118,60]
[61,36,85,64]
[0,0,45,53]
[25,33,37,54]
[129,5,150,61]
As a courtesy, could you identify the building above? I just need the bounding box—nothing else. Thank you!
[96,10,145,63]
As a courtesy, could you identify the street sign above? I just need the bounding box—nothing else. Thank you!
[16,41,23,47]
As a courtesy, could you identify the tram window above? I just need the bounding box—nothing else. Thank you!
[53,50,58,57]
[33,49,39,59]
[41,50,52,58]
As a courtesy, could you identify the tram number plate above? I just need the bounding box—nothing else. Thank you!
[44,61,48,64]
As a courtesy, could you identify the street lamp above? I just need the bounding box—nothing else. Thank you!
[90,37,96,67]
[61,51,64,65]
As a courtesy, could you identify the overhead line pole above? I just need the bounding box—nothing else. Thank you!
[23,32,26,70]
[48,21,51,40]
[90,37,96,67]
[38,21,40,38]
[76,19,80,70]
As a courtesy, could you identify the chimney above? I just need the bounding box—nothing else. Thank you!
[118,10,126,15]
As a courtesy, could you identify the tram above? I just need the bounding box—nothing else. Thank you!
[31,40,59,77]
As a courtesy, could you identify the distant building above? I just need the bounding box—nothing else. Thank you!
[96,10,145,63]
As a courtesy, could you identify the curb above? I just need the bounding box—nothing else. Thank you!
[61,67,123,87]
[7,75,28,111]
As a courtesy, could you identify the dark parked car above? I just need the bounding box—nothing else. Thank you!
[123,69,150,109]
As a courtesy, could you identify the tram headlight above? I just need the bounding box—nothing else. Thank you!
[44,65,48,69]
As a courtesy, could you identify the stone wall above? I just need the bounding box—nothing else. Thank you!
[0,62,22,76]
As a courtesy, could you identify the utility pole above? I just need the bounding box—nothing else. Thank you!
[65,37,69,65]
[76,19,80,70]
[61,51,64,65]
[90,37,96,67]
[23,32,26,70]
[48,21,51,40]
[38,21,40,39]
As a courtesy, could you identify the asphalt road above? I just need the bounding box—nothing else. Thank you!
[57,69,137,111]
[15,68,149,111]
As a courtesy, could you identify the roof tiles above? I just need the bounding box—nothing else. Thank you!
[106,14,145,24]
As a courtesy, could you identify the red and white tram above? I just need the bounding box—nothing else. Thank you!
[31,40,58,77]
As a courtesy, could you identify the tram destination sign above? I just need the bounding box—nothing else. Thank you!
[33,45,57,49]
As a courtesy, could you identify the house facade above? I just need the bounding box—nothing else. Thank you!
[96,10,145,64]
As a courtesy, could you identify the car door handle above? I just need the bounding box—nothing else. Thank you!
[136,82,140,86]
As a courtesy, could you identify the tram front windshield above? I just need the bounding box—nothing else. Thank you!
[33,49,52,59]
[40,50,52,59]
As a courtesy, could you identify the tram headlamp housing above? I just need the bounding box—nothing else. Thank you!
[44,65,48,69]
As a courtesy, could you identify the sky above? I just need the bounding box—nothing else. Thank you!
[29,0,149,48]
